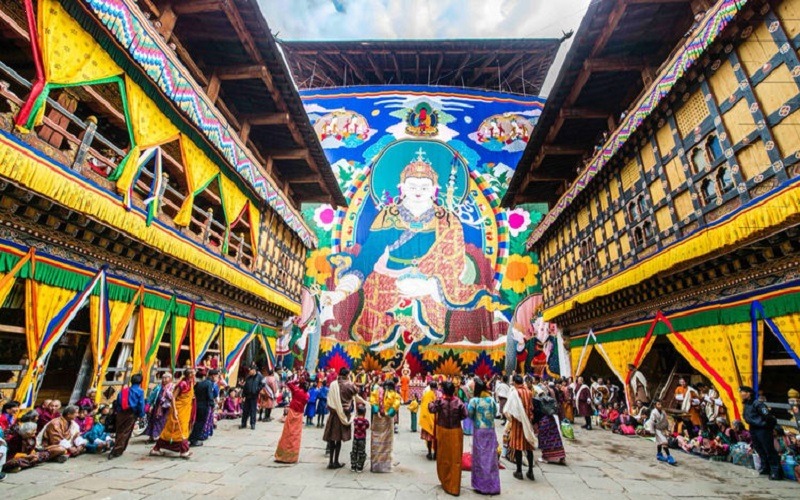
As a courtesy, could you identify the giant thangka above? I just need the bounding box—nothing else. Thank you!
[283,86,562,377]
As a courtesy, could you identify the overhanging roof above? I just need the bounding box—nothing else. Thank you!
[135,0,346,209]
[279,38,563,95]
[502,0,701,208]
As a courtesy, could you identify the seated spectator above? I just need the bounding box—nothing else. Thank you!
[84,405,113,454]
[219,388,242,419]
[731,419,751,444]
[74,405,94,435]
[37,400,61,432]
[0,401,20,433]
[604,403,620,430]
[37,405,86,462]
[614,407,637,435]
[2,421,50,472]
[76,389,97,413]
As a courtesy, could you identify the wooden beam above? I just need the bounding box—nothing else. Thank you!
[172,0,223,15]
[239,120,251,144]
[340,53,368,83]
[217,64,266,80]
[156,3,178,39]
[434,54,445,81]
[559,107,609,120]
[242,113,290,126]
[452,54,471,85]
[585,57,646,72]
[392,53,402,83]
[288,174,322,184]
[542,144,587,156]
[205,72,221,102]
[268,149,309,161]
[590,0,630,58]
[367,54,385,81]
[467,53,498,86]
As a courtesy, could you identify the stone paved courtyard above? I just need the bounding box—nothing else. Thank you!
[2,411,798,499]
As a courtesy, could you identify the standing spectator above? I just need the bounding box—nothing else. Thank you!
[316,381,329,428]
[144,373,174,443]
[574,376,593,430]
[369,380,401,472]
[646,400,675,465]
[190,368,214,447]
[429,381,468,496]
[350,405,369,472]
[241,365,262,430]
[505,375,536,481]
[260,369,279,422]
[408,395,419,432]
[108,373,146,459]
[740,386,781,480]
[150,369,195,459]
[419,381,438,459]
[468,379,500,495]
[323,368,363,469]
[494,376,510,423]
[274,378,310,464]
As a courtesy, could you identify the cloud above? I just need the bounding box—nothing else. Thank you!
[259,0,592,96]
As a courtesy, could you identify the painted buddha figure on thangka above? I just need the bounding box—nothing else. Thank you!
[321,145,501,351]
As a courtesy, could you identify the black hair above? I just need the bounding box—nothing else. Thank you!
[339,368,350,377]
[384,380,396,391]
[2,401,20,413]
[429,381,438,389]
[513,374,524,385]
[130,373,143,385]
[473,379,487,397]
[442,381,456,396]
[208,369,220,377]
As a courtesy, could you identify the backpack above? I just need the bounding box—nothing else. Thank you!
[539,396,557,416]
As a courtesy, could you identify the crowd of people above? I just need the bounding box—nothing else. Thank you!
[1,361,798,491]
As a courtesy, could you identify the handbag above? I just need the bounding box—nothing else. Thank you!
[560,420,575,440]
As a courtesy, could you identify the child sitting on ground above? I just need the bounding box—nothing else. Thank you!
[350,405,369,472]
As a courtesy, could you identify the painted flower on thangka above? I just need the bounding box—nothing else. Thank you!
[436,357,462,376]
[313,204,336,231]
[305,247,333,285]
[345,342,364,360]
[501,254,539,294]
[362,353,382,372]
[489,349,506,364]
[457,350,479,366]
[506,207,532,237]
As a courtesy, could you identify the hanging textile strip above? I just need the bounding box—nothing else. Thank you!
[0,132,300,313]
[13,0,44,129]
[257,328,276,372]
[76,0,316,247]
[573,329,597,377]
[16,267,106,407]
[172,302,194,370]
[0,247,35,306]
[93,284,143,404]
[621,311,669,408]
[194,311,224,367]
[751,301,800,394]
[665,313,742,421]
[224,322,259,380]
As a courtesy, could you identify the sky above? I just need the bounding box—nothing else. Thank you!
[258,0,593,97]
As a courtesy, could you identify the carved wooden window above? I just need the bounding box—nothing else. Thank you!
[705,134,722,163]
[701,178,718,205]
[633,226,645,248]
[636,195,648,218]
[579,237,598,277]
[716,166,734,194]
[691,147,709,174]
